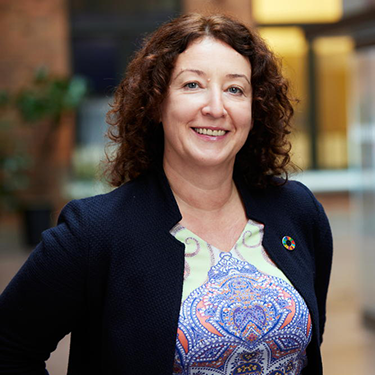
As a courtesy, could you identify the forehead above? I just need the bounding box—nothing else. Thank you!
[173,37,251,76]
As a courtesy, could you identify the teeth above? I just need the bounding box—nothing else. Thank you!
[194,128,226,136]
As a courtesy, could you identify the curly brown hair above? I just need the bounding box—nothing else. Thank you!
[105,13,295,188]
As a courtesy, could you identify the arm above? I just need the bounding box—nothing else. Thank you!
[0,200,89,374]
[312,198,333,343]
[295,181,333,344]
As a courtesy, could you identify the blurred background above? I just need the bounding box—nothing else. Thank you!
[0,0,375,373]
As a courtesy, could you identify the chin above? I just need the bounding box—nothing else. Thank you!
[191,156,234,169]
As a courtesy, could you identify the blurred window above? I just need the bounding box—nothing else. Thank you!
[69,0,180,95]
[68,0,180,190]
[258,27,310,169]
[254,0,357,171]
[259,28,353,170]
[314,36,353,169]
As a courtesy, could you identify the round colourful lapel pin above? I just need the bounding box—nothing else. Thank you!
[282,236,296,251]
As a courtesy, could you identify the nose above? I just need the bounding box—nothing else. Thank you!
[202,88,227,118]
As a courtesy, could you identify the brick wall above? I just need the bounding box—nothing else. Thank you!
[0,0,73,211]
[182,0,253,27]
[0,0,70,91]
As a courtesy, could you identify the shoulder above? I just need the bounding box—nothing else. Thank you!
[279,179,323,210]
[268,177,318,201]
[244,177,324,216]
[267,179,332,247]
[57,167,178,237]
[238,176,331,238]
[282,179,328,221]
[59,174,154,227]
[275,179,328,224]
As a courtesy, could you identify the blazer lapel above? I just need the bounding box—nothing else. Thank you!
[235,177,319,343]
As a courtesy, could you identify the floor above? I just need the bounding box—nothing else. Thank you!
[1,192,375,374]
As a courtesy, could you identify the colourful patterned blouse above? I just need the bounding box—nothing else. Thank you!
[170,219,312,375]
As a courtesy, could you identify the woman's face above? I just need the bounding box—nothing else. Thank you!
[161,37,252,172]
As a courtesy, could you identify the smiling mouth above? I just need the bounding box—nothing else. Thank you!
[193,128,227,136]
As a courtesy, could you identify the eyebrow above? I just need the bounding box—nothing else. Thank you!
[173,69,250,85]
[226,73,251,85]
[173,69,205,80]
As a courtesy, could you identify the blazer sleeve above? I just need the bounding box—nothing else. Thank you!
[296,181,333,344]
[313,197,333,344]
[0,200,89,374]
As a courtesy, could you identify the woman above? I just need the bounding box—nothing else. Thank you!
[0,13,332,375]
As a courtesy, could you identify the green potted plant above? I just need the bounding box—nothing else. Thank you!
[0,67,87,246]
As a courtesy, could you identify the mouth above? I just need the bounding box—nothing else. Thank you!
[193,128,228,136]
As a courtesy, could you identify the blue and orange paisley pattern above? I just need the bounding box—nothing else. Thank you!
[172,221,312,375]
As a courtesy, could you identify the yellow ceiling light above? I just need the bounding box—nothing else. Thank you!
[253,0,343,24]
[258,27,308,55]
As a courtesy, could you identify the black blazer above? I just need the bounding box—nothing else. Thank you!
[0,167,332,375]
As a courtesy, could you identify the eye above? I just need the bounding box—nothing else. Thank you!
[184,82,199,89]
[227,86,243,95]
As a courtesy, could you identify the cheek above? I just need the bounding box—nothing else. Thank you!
[163,97,200,125]
[235,104,253,131]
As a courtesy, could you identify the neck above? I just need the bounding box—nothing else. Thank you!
[163,158,237,213]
